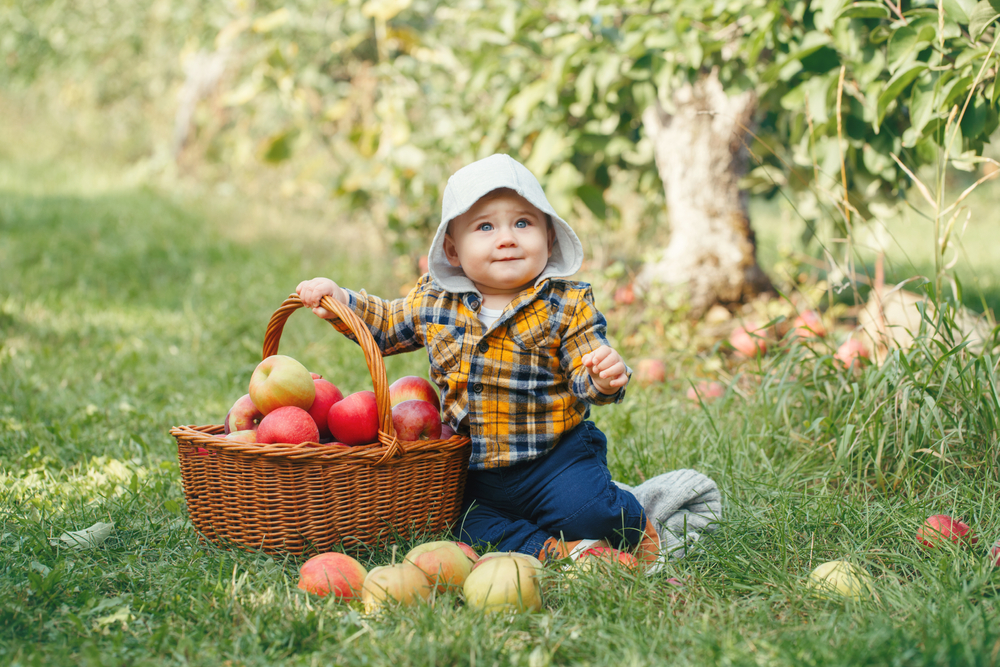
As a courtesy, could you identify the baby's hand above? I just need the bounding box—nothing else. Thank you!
[581,345,629,394]
[296,277,348,319]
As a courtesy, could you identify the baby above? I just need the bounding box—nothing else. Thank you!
[297,154,658,564]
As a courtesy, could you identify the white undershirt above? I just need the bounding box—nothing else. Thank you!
[477,306,504,329]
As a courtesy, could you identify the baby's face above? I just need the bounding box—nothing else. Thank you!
[443,190,554,302]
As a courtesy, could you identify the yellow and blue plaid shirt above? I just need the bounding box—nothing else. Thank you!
[340,274,628,470]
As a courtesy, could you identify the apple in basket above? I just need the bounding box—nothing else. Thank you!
[224,394,263,434]
[328,390,379,446]
[297,552,368,600]
[389,375,441,412]
[391,399,442,441]
[307,378,344,439]
[225,429,258,443]
[256,406,320,445]
[441,422,456,439]
[248,354,316,415]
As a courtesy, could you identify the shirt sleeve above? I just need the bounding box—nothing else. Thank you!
[558,286,630,405]
[328,282,425,356]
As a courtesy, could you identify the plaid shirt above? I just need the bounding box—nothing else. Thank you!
[338,274,628,470]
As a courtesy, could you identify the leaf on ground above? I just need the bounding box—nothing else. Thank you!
[50,521,115,549]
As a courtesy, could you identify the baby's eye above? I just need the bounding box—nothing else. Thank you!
[515,219,529,228]
[478,223,494,232]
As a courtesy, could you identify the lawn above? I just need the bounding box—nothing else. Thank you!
[2,102,1000,667]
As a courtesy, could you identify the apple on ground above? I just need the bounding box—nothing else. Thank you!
[310,372,323,379]
[634,358,666,386]
[990,539,1000,567]
[835,338,870,368]
[791,310,826,338]
[361,563,432,613]
[916,514,977,548]
[807,560,872,600]
[224,394,263,434]
[388,375,441,412]
[391,399,443,441]
[463,554,542,613]
[685,381,725,403]
[225,429,258,443]
[404,541,474,593]
[249,355,316,415]
[613,283,635,305]
[729,324,767,357]
[472,551,544,572]
[455,541,479,563]
[308,378,344,439]
[576,546,639,571]
[297,552,368,600]
[256,406,320,445]
[328,390,380,446]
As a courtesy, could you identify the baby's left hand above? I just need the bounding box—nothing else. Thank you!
[581,345,629,394]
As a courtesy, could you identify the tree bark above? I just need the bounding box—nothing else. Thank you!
[640,70,773,317]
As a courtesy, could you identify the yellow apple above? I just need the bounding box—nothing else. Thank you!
[807,560,872,600]
[463,554,542,613]
[360,563,431,613]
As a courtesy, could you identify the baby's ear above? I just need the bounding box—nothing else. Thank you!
[442,233,462,267]
[546,218,556,254]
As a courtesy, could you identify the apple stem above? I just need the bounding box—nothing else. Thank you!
[391,545,397,566]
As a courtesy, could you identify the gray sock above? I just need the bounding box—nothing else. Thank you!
[615,469,722,570]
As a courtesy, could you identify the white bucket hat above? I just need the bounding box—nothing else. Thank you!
[427,154,584,295]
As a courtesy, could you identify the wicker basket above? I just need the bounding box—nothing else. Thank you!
[170,294,472,556]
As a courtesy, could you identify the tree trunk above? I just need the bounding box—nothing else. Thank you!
[639,70,773,317]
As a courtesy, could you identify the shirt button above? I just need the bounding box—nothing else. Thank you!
[470,299,480,310]
[478,341,489,353]
[472,383,484,393]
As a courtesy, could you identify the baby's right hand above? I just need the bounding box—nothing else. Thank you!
[296,277,348,319]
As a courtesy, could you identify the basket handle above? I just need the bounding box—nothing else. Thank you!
[261,294,403,462]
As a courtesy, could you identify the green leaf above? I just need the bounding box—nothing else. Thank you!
[970,0,1000,39]
[261,129,298,164]
[876,64,928,129]
[942,0,978,23]
[576,184,607,218]
[837,2,890,19]
[887,25,934,74]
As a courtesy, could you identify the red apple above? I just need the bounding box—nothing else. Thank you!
[441,422,456,439]
[685,381,725,403]
[307,378,344,439]
[404,541,474,592]
[835,338,871,368]
[614,283,635,305]
[576,546,639,571]
[635,358,666,386]
[990,539,1000,566]
[391,399,442,441]
[256,405,320,445]
[792,310,826,338]
[248,355,316,415]
[729,324,767,357]
[916,514,977,548]
[310,372,323,380]
[455,541,479,563]
[328,390,380,446]
[388,375,441,412]
[224,394,263,434]
[297,552,367,600]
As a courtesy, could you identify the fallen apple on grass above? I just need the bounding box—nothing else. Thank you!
[574,546,639,572]
[307,378,344,439]
[634,358,666,386]
[685,381,725,403]
[791,310,826,339]
[328,390,380,446]
[391,399,443,441]
[834,338,871,369]
[990,539,1000,567]
[256,406,320,445]
[388,375,441,412]
[297,552,368,600]
[807,560,872,600]
[463,554,542,613]
[729,323,767,358]
[472,551,544,572]
[455,541,479,563]
[361,563,432,613]
[404,540,474,593]
[249,355,316,415]
[916,514,977,548]
[224,394,263,434]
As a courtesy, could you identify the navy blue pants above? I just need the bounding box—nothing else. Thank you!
[455,421,647,557]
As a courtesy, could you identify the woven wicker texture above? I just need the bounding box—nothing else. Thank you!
[170,294,472,555]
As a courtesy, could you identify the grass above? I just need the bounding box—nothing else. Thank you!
[3,101,1000,666]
